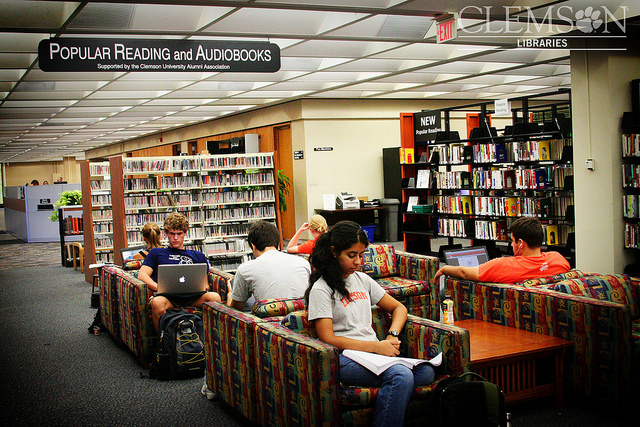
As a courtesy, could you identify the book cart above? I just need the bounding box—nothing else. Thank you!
[400,89,575,264]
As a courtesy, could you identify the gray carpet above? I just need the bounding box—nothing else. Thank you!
[0,264,243,427]
[0,263,634,426]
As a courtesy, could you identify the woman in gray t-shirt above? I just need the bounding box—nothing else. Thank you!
[305,221,435,427]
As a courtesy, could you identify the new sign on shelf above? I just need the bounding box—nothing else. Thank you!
[39,38,281,72]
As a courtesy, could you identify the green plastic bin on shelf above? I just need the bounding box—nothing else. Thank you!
[361,225,375,243]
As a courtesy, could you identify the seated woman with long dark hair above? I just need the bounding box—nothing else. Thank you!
[305,220,435,426]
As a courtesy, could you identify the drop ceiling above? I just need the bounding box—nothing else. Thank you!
[1,0,638,163]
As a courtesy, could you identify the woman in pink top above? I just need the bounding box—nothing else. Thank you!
[435,217,570,284]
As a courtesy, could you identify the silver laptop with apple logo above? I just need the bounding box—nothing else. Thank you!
[156,263,209,295]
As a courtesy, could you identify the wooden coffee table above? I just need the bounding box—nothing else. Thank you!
[455,319,573,407]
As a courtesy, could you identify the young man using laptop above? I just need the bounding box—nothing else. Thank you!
[229,221,311,311]
[434,217,570,284]
[137,212,222,332]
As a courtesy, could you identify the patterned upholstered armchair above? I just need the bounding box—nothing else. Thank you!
[203,302,469,426]
[252,308,470,426]
[99,264,232,366]
[446,271,639,402]
[358,244,440,320]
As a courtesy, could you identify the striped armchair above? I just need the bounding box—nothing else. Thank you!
[99,264,232,366]
[446,272,639,402]
[204,300,470,427]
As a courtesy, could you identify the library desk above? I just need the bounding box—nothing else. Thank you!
[455,319,573,407]
[315,206,388,225]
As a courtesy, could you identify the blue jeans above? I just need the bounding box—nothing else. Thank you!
[339,354,435,427]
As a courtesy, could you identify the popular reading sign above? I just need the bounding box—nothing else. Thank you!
[413,110,441,143]
[38,38,281,72]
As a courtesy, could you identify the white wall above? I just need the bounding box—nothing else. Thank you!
[571,47,640,273]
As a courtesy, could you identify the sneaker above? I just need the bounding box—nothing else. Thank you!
[201,382,216,400]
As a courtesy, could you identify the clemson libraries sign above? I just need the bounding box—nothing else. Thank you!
[38,38,281,72]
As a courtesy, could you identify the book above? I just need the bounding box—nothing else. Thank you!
[407,196,419,213]
[416,169,431,188]
[342,349,443,376]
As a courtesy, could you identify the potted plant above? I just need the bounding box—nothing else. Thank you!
[277,170,291,214]
[49,190,82,222]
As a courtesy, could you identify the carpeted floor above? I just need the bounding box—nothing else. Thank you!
[0,264,243,426]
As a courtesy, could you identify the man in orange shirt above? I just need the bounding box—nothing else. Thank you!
[434,217,570,284]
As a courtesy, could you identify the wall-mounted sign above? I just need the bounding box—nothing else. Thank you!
[294,150,304,159]
[314,147,333,151]
[413,110,441,143]
[38,38,281,73]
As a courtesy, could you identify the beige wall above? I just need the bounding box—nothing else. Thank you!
[571,46,640,273]
[3,157,81,187]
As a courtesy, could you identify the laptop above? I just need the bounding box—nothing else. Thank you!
[120,245,147,263]
[443,246,489,267]
[156,263,209,295]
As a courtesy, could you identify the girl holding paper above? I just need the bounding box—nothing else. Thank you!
[305,221,435,427]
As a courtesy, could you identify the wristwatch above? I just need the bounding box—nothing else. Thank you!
[387,330,399,338]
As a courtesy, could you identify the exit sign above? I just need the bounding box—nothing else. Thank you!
[436,18,457,43]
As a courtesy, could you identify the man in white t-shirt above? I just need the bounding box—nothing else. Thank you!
[229,221,311,311]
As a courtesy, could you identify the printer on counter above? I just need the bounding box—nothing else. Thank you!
[336,192,360,209]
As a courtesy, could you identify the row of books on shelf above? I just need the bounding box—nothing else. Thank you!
[124,193,202,209]
[90,180,111,191]
[202,171,274,187]
[203,206,276,222]
[623,194,640,218]
[64,215,83,234]
[123,158,199,173]
[426,195,573,218]
[622,164,640,188]
[203,239,249,256]
[95,252,114,263]
[91,194,112,205]
[91,209,113,221]
[93,222,113,234]
[625,223,640,249]
[406,166,573,191]
[622,133,640,157]
[122,172,275,192]
[122,154,274,174]
[209,254,252,272]
[202,188,275,205]
[403,139,569,165]
[94,236,114,250]
[201,154,273,170]
[89,163,110,176]
[434,218,571,245]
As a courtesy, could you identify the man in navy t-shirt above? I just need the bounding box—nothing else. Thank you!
[138,212,222,331]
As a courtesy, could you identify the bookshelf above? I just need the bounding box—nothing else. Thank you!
[107,152,277,272]
[622,133,640,250]
[80,161,112,283]
[58,205,83,267]
[400,91,575,262]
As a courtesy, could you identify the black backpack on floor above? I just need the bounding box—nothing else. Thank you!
[428,372,508,427]
[150,309,206,380]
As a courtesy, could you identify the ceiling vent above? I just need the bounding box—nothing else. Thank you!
[68,3,134,30]
[377,16,432,39]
